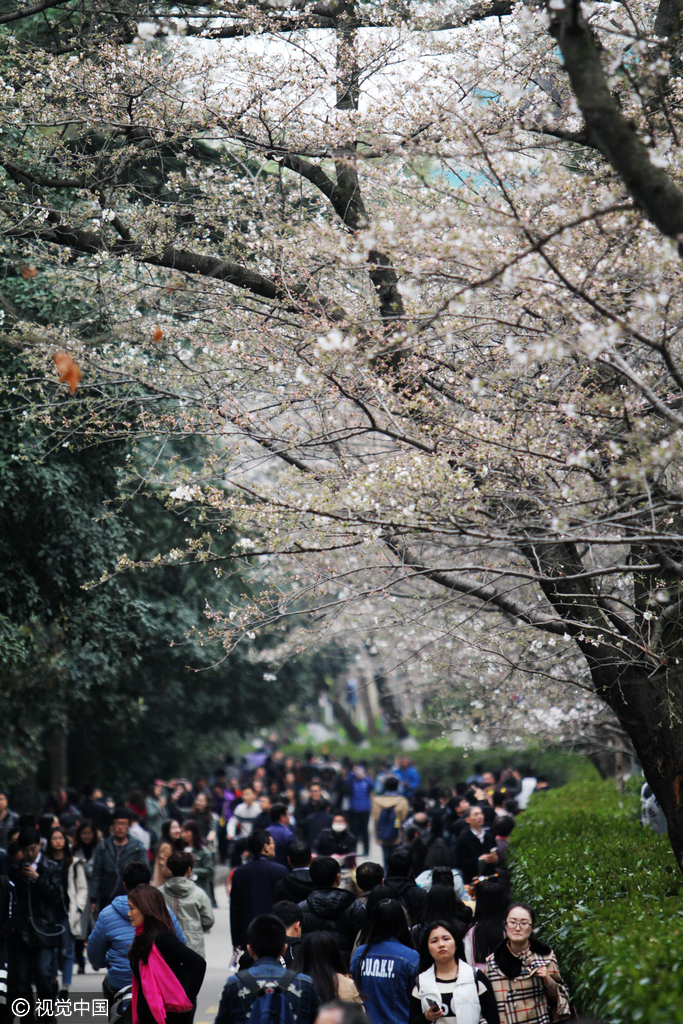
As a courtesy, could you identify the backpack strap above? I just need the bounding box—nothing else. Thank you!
[236,970,299,996]
[276,971,299,994]
[237,972,262,995]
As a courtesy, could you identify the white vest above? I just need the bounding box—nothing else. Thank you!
[413,962,481,1024]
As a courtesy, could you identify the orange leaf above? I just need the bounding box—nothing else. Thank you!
[52,350,82,394]
[19,264,38,280]
[153,327,163,342]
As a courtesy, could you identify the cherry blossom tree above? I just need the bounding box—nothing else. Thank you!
[4,0,683,861]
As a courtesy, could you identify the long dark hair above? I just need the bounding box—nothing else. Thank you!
[158,819,184,857]
[181,819,204,849]
[47,827,73,868]
[416,884,460,928]
[128,884,174,964]
[471,880,508,963]
[73,819,99,857]
[431,867,454,888]
[356,886,394,947]
[294,932,345,1002]
[418,920,466,973]
[39,814,57,841]
[360,899,412,965]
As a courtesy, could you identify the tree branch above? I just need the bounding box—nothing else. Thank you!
[6,221,336,313]
[549,0,683,253]
[0,0,73,24]
[1,160,85,190]
[276,151,405,324]
[433,0,513,30]
[384,538,569,635]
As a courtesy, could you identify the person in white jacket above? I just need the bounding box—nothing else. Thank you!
[409,922,498,1024]
[67,852,90,944]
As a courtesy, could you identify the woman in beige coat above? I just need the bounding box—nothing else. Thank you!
[153,819,184,887]
[294,932,363,1004]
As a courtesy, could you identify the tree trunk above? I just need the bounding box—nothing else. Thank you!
[360,676,378,736]
[49,724,68,791]
[325,675,364,743]
[330,698,364,744]
[17,764,38,813]
[594,663,683,870]
[374,674,410,739]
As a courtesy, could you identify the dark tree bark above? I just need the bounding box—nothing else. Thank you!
[549,0,683,251]
[374,673,410,739]
[49,724,68,791]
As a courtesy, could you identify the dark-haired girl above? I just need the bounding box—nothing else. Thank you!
[71,819,98,974]
[409,921,498,1024]
[153,820,184,888]
[128,884,206,1024]
[411,885,473,949]
[47,827,86,995]
[464,880,508,971]
[485,904,569,1023]
[350,898,419,1024]
[180,821,213,901]
[294,931,362,1003]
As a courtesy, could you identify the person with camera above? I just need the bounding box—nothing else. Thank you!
[9,828,63,1021]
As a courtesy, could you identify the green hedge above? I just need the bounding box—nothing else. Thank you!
[510,778,683,1023]
[281,739,596,789]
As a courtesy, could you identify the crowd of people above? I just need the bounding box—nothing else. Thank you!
[0,753,574,1024]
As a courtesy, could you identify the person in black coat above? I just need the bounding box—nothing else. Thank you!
[454,807,498,886]
[0,852,15,1024]
[312,814,357,858]
[298,785,332,847]
[128,884,205,1024]
[383,847,427,925]
[272,843,316,905]
[230,831,287,950]
[297,857,362,969]
[9,829,63,1022]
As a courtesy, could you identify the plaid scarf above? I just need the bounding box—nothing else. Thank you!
[485,939,570,1023]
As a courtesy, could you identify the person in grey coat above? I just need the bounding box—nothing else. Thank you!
[91,808,147,911]
[159,851,214,957]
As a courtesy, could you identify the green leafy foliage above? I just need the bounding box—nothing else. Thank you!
[282,739,595,789]
[510,778,683,1023]
[0,347,338,798]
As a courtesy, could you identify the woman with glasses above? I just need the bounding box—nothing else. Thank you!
[485,903,570,1023]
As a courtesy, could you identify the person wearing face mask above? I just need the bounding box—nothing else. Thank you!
[313,814,357,858]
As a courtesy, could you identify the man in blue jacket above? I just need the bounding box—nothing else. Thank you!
[393,757,420,798]
[216,915,320,1024]
[267,805,295,866]
[345,766,374,857]
[87,861,185,1001]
